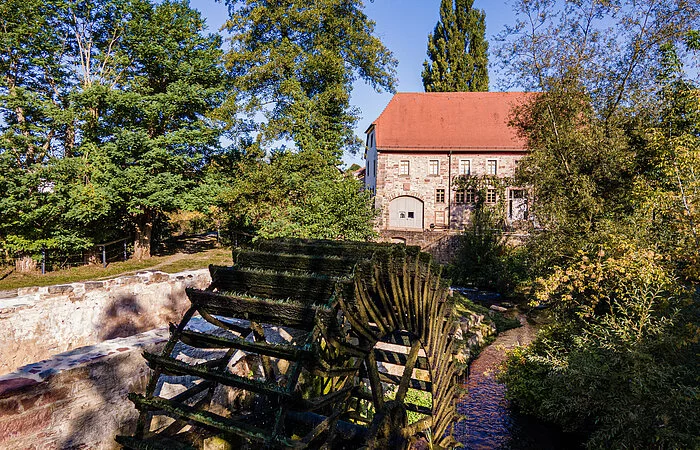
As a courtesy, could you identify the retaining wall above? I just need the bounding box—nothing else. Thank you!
[0,269,210,376]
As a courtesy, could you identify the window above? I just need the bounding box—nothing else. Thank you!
[399,160,410,176]
[435,188,445,203]
[408,211,414,219]
[466,188,475,203]
[486,188,497,203]
[429,159,439,175]
[373,159,377,178]
[459,160,471,175]
[455,190,465,204]
[487,159,497,176]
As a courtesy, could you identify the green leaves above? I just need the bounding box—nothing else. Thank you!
[222,0,397,159]
[220,149,377,241]
[422,0,488,92]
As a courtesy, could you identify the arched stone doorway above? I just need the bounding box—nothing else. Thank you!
[389,196,424,229]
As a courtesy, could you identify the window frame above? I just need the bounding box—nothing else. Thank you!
[486,188,497,204]
[486,159,498,176]
[429,159,440,176]
[435,188,446,203]
[459,159,471,176]
[399,160,410,176]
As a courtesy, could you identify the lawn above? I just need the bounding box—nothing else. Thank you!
[0,247,233,291]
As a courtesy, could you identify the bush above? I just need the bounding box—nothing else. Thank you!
[448,206,528,295]
[498,248,699,448]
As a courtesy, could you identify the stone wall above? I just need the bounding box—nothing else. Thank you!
[378,230,461,265]
[375,151,524,231]
[0,329,168,449]
[0,269,211,375]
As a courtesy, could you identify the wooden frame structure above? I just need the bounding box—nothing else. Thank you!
[117,239,459,449]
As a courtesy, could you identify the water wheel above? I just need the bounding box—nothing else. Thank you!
[116,239,459,449]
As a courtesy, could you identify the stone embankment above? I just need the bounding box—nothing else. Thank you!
[0,269,211,449]
[0,269,210,375]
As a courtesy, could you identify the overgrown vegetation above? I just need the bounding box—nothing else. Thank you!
[448,175,528,295]
[492,1,700,448]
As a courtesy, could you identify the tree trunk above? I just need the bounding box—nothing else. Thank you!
[134,212,154,260]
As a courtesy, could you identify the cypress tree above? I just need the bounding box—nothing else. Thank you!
[422,0,488,92]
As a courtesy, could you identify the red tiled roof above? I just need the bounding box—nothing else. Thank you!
[369,92,535,150]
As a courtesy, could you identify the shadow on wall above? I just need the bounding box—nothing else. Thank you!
[57,292,185,449]
[98,289,189,341]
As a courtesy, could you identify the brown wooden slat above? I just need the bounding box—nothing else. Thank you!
[143,353,295,400]
[373,348,429,370]
[178,328,313,361]
[186,288,334,330]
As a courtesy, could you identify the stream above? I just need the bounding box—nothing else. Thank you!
[453,314,577,449]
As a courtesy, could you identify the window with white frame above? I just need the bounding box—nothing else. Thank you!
[486,188,497,203]
[459,159,471,175]
[429,159,439,175]
[399,160,410,176]
[436,188,445,203]
[487,159,497,175]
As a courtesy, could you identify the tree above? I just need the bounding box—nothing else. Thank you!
[0,0,227,261]
[90,0,227,259]
[222,0,397,161]
[220,149,377,241]
[422,0,488,92]
[494,1,700,447]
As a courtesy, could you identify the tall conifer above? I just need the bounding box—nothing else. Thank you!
[422,0,488,92]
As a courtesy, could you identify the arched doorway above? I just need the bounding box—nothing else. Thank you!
[389,196,424,229]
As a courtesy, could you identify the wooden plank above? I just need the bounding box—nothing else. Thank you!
[186,288,333,330]
[234,250,358,276]
[373,348,429,370]
[178,329,313,361]
[208,266,339,304]
[143,353,295,400]
[128,394,299,448]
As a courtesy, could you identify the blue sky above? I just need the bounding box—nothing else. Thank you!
[196,1,519,167]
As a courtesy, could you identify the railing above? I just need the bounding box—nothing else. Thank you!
[19,237,132,274]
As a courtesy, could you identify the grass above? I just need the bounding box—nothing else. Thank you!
[0,247,232,291]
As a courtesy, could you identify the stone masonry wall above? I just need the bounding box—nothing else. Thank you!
[0,329,168,450]
[375,151,524,231]
[0,269,211,375]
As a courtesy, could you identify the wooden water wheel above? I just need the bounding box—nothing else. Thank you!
[116,239,459,449]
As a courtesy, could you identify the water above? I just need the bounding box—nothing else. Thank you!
[454,315,579,449]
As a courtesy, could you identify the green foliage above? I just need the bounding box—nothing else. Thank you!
[499,248,699,448]
[222,0,397,160]
[422,0,488,92]
[496,3,700,448]
[220,149,377,241]
[0,0,227,259]
[448,175,527,294]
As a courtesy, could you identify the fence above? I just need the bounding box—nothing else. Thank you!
[11,237,132,274]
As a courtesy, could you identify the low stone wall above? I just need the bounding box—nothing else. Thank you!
[378,230,461,264]
[0,329,168,449]
[0,269,211,376]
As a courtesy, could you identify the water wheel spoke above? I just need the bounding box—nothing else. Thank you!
[395,339,422,403]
